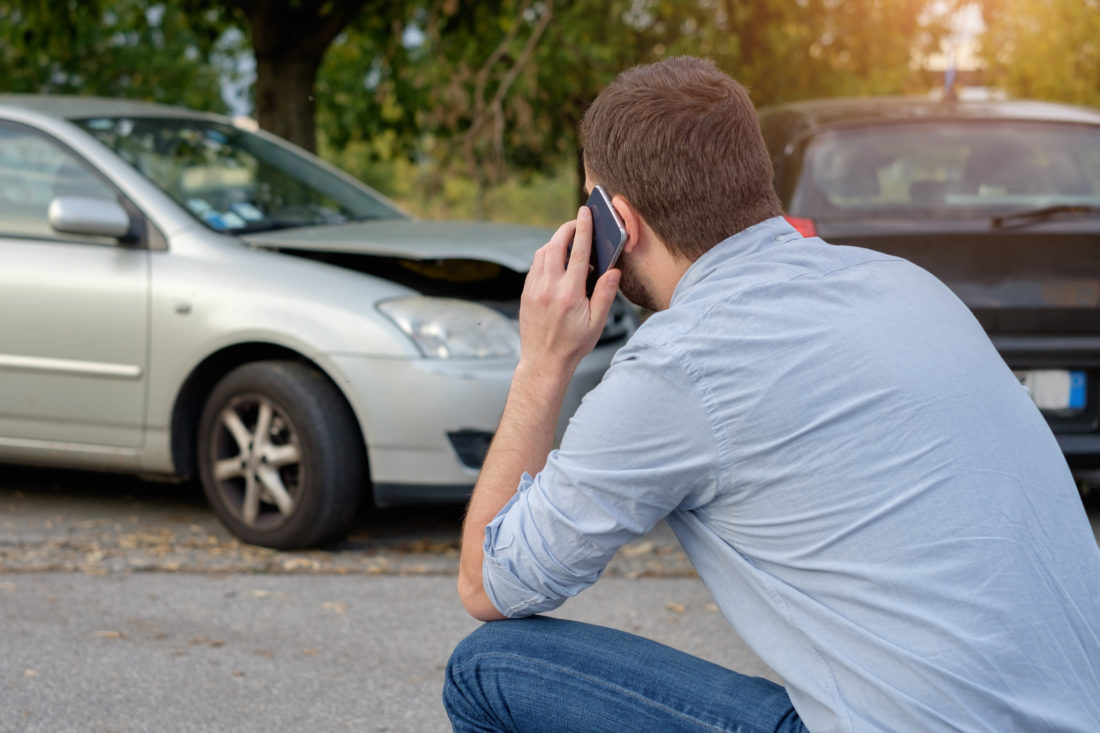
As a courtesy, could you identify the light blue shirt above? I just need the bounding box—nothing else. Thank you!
[482,217,1100,733]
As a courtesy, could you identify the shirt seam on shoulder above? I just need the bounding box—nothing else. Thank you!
[649,337,733,493]
[788,255,905,282]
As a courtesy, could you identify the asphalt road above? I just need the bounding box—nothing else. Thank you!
[3,573,767,733]
[1,466,1098,732]
[0,466,725,733]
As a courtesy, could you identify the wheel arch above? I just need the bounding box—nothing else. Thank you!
[169,342,370,498]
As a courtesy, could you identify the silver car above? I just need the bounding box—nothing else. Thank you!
[0,96,635,548]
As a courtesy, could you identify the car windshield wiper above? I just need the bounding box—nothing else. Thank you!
[991,204,1100,230]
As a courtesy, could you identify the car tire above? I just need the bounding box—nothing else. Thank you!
[196,360,365,549]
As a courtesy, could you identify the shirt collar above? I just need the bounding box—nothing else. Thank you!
[671,216,800,306]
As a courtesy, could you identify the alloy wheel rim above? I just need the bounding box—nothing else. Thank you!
[209,394,304,529]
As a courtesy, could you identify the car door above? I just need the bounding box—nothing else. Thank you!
[0,120,149,451]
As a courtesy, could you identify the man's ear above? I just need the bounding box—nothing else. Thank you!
[611,194,643,253]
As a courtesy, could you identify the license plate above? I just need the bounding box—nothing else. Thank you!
[1014,369,1086,410]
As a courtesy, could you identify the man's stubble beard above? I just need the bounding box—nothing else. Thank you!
[615,250,662,313]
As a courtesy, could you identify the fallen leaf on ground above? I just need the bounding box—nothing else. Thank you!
[620,541,656,558]
[189,636,225,647]
[282,557,317,571]
[395,539,459,554]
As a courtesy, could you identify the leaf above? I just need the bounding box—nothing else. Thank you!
[189,636,225,647]
[619,541,655,559]
[282,557,318,571]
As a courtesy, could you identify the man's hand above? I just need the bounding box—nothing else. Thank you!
[518,206,622,376]
[456,207,621,621]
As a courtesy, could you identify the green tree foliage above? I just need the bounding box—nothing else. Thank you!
[315,0,947,213]
[410,1,631,208]
[313,1,422,154]
[978,0,1100,106]
[1,0,397,152]
[0,0,951,220]
[0,0,239,112]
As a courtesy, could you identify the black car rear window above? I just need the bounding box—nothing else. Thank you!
[790,121,1100,218]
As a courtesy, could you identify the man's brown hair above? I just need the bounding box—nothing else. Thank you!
[581,56,782,261]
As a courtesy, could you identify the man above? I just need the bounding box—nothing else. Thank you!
[444,56,1100,732]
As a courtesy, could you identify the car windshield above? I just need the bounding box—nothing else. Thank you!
[73,116,404,233]
[792,121,1100,219]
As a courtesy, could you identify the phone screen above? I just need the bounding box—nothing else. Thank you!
[585,185,627,294]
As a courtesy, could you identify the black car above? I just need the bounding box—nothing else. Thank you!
[759,97,1100,486]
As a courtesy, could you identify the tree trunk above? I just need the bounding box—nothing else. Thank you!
[253,52,321,152]
[234,0,368,153]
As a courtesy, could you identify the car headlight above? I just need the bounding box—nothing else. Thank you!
[378,296,520,359]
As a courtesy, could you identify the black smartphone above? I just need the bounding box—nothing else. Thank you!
[583,185,627,295]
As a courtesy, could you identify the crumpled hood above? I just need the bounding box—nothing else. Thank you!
[242,218,550,272]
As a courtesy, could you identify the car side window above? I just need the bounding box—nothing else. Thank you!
[0,121,118,243]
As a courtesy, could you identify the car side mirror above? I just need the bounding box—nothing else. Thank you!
[48,195,132,239]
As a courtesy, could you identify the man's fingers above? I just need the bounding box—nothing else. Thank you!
[522,245,546,295]
[567,206,592,279]
[547,218,577,264]
[590,268,621,322]
[528,219,574,290]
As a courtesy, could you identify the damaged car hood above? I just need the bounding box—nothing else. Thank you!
[242,218,550,272]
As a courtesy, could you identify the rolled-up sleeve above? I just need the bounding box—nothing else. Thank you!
[481,340,723,618]
[482,472,605,617]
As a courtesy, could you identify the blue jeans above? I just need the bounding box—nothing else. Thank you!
[443,617,807,733]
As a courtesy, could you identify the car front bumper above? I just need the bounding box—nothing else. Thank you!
[326,341,621,506]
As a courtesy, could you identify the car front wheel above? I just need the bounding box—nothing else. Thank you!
[197,360,365,549]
